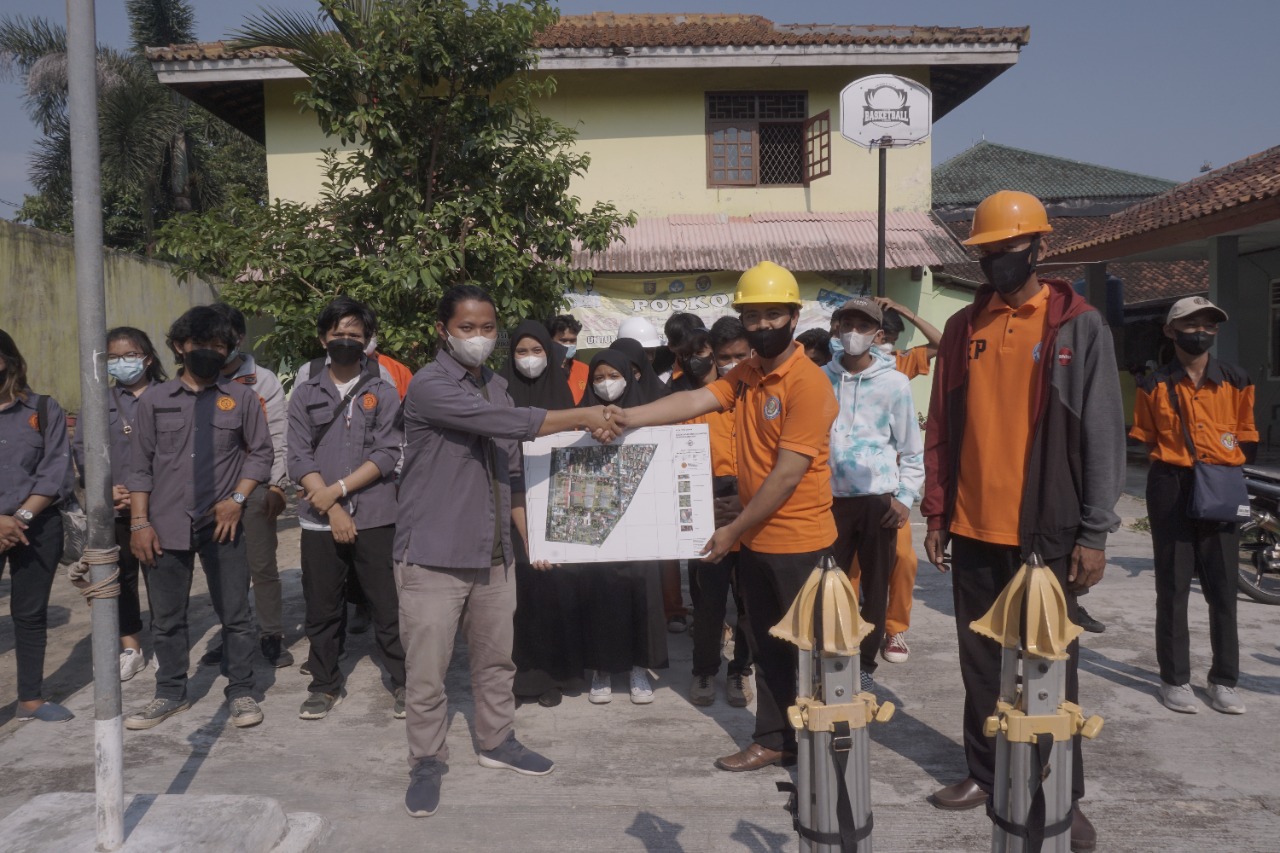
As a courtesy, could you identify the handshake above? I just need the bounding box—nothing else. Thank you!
[582,404,632,443]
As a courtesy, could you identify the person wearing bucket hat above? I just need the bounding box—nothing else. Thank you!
[604,260,839,773]
[1131,295,1256,716]
[920,190,1125,849]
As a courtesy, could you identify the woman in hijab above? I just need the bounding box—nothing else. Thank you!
[502,320,581,707]
[608,337,670,402]
[576,349,669,705]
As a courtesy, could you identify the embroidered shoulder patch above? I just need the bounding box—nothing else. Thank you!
[362,392,377,411]
[216,396,236,412]
[28,413,39,430]
[763,396,781,421]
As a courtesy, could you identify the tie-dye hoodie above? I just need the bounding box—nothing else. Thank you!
[823,348,925,506]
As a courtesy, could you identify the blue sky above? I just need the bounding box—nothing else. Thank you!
[2,0,1278,216]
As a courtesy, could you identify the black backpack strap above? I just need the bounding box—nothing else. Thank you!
[36,394,48,434]
[307,357,327,385]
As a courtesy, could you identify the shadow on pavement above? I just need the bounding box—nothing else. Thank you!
[729,818,792,852]
[627,810,686,851]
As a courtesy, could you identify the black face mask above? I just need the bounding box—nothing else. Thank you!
[683,355,714,381]
[327,338,364,367]
[183,348,225,381]
[746,324,793,360]
[980,236,1040,295]
[1174,330,1214,357]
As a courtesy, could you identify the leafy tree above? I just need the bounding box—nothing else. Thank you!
[158,0,632,371]
[0,1,266,253]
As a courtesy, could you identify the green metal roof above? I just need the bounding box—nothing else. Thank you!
[932,141,1177,207]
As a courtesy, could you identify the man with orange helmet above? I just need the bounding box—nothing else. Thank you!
[921,191,1124,851]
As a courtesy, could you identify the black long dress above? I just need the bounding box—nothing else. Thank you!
[502,321,585,701]
[574,349,669,674]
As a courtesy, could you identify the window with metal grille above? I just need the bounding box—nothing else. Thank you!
[706,92,830,188]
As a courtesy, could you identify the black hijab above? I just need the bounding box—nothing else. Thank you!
[609,337,670,400]
[579,348,652,408]
[500,320,575,411]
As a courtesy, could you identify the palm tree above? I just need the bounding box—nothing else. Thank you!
[0,1,265,253]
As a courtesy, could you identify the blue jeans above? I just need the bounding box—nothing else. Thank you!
[146,523,255,701]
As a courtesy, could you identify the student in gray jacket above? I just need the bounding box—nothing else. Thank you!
[288,297,406,721]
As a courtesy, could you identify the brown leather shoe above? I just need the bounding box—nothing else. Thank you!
[929,776,987,810]
[1071,806,1096,851]
[714,743,796,772]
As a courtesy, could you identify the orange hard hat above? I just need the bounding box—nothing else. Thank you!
[962,190,1053,246]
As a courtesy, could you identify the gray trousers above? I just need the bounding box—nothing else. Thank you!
[395,560,515,766]
[241,486,282,637]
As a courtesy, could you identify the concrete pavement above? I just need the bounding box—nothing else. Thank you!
[2,491,1279,851]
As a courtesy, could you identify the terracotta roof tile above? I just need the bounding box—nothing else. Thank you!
[1050,145,1280,258]
[146,14,1029,61]
[940,215,1207,305]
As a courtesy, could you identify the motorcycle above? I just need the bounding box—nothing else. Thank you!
[1240,465,1280,604]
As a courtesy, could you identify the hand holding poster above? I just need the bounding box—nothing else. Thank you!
[522,425,715,563]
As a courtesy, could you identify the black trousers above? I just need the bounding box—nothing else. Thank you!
[1147,460,1240,687]
[688,552,752,677]
[950,535,1085,802]
[1,509,63,701]
[737,546,828,753]
[300,525,406,695]
[113,517,145,638]
[831,495,897,675]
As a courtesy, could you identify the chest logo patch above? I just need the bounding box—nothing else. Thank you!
[216,396,236,412]
[1057,347,1074,366]
[28,413,39,431]
[1032,342,1042,363]
[763,396,781,421]
[362,392,377,411]
[1221,432,1237,450]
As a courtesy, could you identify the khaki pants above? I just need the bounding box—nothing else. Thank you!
[395,560,516,766]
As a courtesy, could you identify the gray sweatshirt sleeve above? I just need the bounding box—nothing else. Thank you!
[1074,314,1125,550]
[255,366,289,488]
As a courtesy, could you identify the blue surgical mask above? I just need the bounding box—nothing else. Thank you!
[828,335,845,358]
[563,344,578,361]
[108,357,146,386]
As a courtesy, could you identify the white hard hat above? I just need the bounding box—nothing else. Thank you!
[617,316,662,348]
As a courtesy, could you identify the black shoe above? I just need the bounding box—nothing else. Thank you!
[1076,606,1106,634]
[199,644,223,667]
[348,604,371,635]
[261,634,295,668]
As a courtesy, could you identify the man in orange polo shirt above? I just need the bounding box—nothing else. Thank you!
[610,261,838,772]
[921,191,1124,851]
[1131,296,1256,716]
[547,314,590,404]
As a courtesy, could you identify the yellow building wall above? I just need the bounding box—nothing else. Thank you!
[0,219,219,413]
[262,65,934,213]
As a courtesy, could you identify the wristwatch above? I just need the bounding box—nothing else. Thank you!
[231,492,247,506]
[14,509,34,523]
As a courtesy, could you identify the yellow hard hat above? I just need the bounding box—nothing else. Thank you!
[962,190,1053,246]
[733,261,802,307]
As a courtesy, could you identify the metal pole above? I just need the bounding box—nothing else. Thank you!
[66,0,124,848]
[876,141,887,297]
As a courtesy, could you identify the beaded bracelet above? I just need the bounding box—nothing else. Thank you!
[130,521,152,532]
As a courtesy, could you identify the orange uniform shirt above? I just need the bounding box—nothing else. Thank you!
[377,353,414,401]
[706,345,838,554]
[1130,359,1258,467]
[566,359,589,404]
[685,406,737,478]
[894,346,932,380]
[950,285,1049,547]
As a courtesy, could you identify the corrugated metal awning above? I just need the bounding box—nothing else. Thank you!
[573,210,970,272]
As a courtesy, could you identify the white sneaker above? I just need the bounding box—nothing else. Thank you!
[119,648,147,682]
[1207,683,1245,715]
[589,670,612,704]
[1157,682,1199,714]
[630,667,655,704]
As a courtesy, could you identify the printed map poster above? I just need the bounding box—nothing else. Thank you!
[522,425,715,563]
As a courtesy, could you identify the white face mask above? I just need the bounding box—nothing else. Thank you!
[839,330,877,358]
[717,361,738,377]
[515,354,547,379]
[364,335,378,357]
[447,332,496,368]
[562,344,577,361]
[593,377,627,402]
[875,342,894,354]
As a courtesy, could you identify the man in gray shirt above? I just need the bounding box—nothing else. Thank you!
[398,285,617,818]
[125,306,274,731]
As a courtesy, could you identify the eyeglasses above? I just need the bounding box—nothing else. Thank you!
[106,352,145,364]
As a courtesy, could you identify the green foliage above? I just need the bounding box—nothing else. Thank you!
[159,0,633,371]
[0,1,267,254]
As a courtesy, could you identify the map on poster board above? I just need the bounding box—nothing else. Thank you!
[523,425,715,563]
